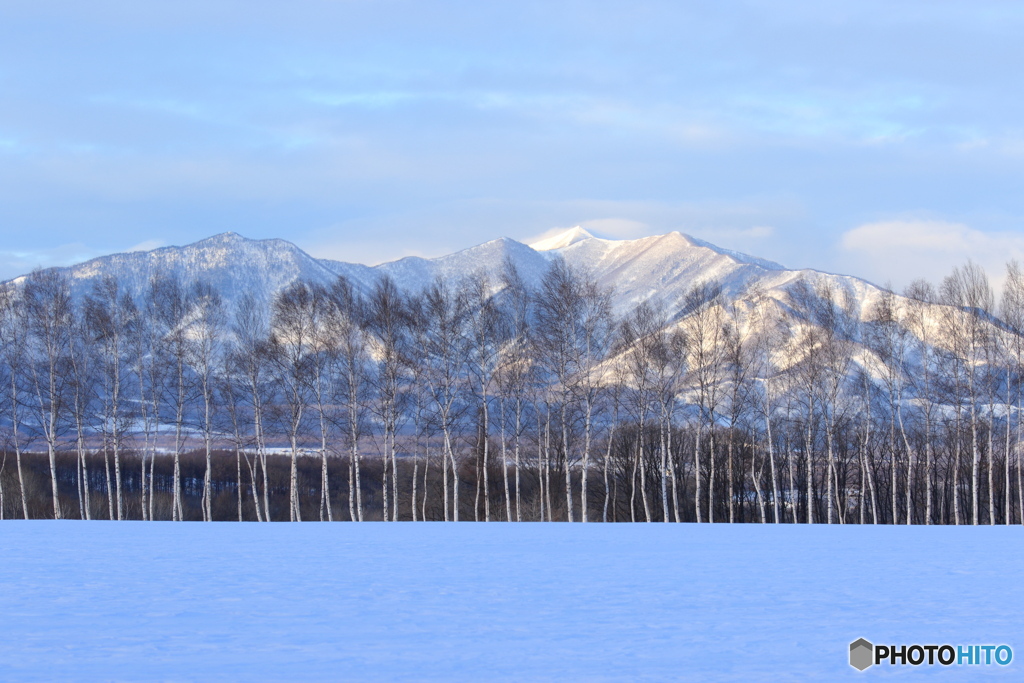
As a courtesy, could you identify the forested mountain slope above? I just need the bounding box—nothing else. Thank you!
[9,226,886,325]
[3,226,1020,527]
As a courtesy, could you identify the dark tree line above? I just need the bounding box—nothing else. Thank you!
[3,256,1024,524]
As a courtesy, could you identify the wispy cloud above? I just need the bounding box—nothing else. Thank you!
[839,219,1024,290]
[304,238,432,267]
[690,224,774,241]
[126,239,165,252]
[1,1,1023,284]
[577,218,649,239]
[0,242,99,280]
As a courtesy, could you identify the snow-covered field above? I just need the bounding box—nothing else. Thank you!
[0,523,1020,681]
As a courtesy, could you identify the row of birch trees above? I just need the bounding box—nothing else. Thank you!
[2,256,1024,523]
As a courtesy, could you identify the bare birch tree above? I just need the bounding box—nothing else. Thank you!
[23,270,75,519]
[149,273,196,521]
[941,262,994,525]
[366,276,410,521]
[232,292,273,521]
[0,283,30,519]
[270,281,318,522]
[495,258,535,521]
[1001,261,1024,525]
[331,278,370,522]
[683,282,726,523]
[187,281,225,522]
[420,279,468,521]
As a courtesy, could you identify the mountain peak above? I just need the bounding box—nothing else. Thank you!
[681,233,786,271]
[199,231,249,244]
[529,226,595,251]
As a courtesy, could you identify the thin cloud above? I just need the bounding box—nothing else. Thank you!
[126,239,166,252]
[578,218,651,239]
[0,242,99,280]
[842,219,1024,255]
[839,219,1024,290]
[691,225,774,241]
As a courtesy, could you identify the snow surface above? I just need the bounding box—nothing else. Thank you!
[19,227,806,313]
[0,523,1020,681]
[14,226,903,336]
[529,226,596,251]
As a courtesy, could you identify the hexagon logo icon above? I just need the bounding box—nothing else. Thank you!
[850,638,874,671]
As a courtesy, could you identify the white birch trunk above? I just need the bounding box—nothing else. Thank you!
[603,419,615,523]
[290,433,301,522]
[693,420,703,523]
[766,416,779,524]
[500,397,511,521]
[709,425,716,523]
[659,406,668,523]
[561,403,573,522]
[514,397,523,521]
[202,391,212,522]
[483,391,490,522]
[445,426,458,522]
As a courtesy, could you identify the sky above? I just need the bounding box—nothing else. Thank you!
[1,1,1023,291]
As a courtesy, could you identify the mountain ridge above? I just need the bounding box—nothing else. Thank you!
[5,227,889,329]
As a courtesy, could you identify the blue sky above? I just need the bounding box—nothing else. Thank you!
[2,1,1023,289]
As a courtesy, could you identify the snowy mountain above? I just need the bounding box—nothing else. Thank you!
[7,227,892,330]
[536,229,785,314]
[362,237,550,295]
[28,232,365,309]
